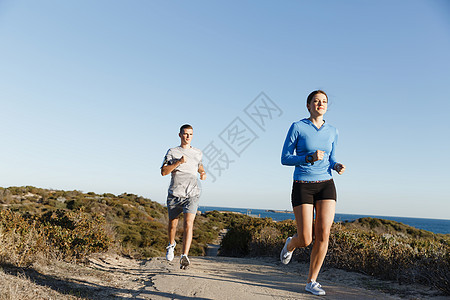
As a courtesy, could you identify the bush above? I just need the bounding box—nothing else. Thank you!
[0,186,229,260]
[328,223,450,295]
[220,216,288,257]
[0,210,48,267]
[37,209,112,260]
[219,216,450,295]
[0,209,112,266]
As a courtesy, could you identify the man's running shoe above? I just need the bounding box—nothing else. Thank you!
[165,242,176,261]
[280,236,293,264]
[180,254,190,269]
[305,280,326,296]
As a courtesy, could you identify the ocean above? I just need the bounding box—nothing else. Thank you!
[199,206,450,235]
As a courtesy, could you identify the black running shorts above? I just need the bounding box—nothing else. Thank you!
[291,179,337,207]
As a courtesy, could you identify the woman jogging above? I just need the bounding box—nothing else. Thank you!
[280,90,346,296]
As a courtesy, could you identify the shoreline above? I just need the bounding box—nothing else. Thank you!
[200,206,450,234]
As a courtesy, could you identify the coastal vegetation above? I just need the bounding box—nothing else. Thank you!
[0,186,222,261]
[0,186,448,296]
[219,214,450,295]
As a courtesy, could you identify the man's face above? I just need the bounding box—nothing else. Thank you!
[179,128,193,145]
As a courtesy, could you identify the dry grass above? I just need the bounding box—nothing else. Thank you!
[0,209,115,299]
[0,266,82,300]
[0,223,52,268]
[0,209,112,267]
[0,252,127,299]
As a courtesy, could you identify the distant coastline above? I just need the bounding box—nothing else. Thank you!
[199,206,450,235]
[266,209,293,214]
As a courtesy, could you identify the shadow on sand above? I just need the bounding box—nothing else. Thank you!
[2,263,209,300]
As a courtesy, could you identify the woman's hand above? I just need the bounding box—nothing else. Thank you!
[313,150,325,162]
[334,163,346,175]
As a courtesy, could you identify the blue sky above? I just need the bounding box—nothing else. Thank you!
[1,1,449,219]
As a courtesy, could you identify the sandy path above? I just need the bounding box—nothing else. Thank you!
[88,255,409,299]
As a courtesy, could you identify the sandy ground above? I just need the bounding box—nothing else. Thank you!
[1,254,447,299]
[84,255,445,300]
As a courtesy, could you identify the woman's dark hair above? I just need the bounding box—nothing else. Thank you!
[306,90,328,105]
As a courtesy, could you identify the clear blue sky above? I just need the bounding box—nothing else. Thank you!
[1,1,449,219]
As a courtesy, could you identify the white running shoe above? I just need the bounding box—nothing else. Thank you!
[305,280,326,296]
[280,236,293,264]
[165,242,176,261]
[180,254,190,269]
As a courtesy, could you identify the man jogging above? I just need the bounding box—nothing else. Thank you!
[161,124,206,269]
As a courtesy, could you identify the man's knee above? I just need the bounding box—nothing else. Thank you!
[183,214,196,228]
[184,220,194,228]
[168,217,178,226]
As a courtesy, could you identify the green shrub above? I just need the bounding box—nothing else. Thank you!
[0,210,48,267]
[0,186,229,260]
[220,216,288,257]
[0,209,112,266]
[37,209,112,260]
[219,216,450,295]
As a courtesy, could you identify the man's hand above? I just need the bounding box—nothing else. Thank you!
[200,172,206,180]
[161,156,185,176]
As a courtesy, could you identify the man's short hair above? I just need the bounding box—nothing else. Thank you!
[180,124,193,133]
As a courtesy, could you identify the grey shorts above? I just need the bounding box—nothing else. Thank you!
[166,194,200,220]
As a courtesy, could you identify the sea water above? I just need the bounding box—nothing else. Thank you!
[199,206,450,235]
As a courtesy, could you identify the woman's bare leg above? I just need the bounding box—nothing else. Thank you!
[287,204,314,251]
[307,200,336,282]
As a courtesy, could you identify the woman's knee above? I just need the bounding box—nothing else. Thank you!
[293,234,313,248]
[314,227,331,242]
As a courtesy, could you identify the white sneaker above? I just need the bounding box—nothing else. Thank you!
[165,242,176,261]
[280,237,293,264]
[305,280,326,296]
[180,254,190,269]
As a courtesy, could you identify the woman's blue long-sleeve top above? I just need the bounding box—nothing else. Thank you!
[281,118,339,181]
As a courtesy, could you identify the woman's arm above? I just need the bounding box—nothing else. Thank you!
[281,123,307,166]
[329,129,345,174]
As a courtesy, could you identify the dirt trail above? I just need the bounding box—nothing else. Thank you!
[6,253,444,299]
[86,255,434,300]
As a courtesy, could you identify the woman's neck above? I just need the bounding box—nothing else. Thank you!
[308,115,325,129]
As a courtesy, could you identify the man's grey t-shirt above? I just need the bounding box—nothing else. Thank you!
[162,146,203,198]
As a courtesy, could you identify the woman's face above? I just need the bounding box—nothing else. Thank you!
[307,93,328,116]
